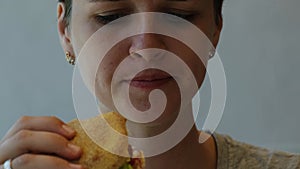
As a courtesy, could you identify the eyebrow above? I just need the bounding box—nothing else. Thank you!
[88,0,123,2]
[88,0,188,2]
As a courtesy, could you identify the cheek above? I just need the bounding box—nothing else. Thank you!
[95,63,115,110]
[166,38,207,88]
[193,7,217,43]
[95,42,130,109]
[71,26,98,56]
[70,3,100,55]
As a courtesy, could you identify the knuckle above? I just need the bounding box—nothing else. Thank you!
[15,130,31,141]
[14,154,34,166]
[17,116,31,127]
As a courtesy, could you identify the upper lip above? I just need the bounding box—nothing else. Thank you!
[126,69,172,81]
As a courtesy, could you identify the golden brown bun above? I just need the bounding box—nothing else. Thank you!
[67,112,130,169]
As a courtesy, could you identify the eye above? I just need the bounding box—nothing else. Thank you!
[167,12,194,20]
[95,13,127,25]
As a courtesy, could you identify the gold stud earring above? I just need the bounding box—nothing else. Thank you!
[66,51,75,65]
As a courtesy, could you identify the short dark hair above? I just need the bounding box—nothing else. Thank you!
[58,0,224,26]
[58,0,72,27]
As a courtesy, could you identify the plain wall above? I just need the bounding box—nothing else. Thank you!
[0,0,299,152]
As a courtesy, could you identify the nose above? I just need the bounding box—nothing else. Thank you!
[129,33,167,61]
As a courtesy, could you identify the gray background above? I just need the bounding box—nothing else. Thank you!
[0,0,299,152]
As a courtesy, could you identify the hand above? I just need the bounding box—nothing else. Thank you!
[0,116,84,169]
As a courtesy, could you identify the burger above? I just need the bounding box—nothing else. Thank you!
[68,112,145,169]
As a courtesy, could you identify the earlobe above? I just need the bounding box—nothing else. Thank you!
[57,3,75,57]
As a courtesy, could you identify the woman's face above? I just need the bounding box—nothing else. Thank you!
[58,0,222,126]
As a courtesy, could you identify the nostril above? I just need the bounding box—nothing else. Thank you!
[130,51,143,58]
[133,48,166,62]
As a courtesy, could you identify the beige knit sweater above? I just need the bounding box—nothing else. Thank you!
[213,133,300,169]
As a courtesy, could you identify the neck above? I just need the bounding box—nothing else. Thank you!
[126,105,217,169]
[145,126,216,169]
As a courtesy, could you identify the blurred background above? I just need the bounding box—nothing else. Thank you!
[0,0,299,152]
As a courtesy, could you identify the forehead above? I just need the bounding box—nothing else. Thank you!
[86,0,198,2]
[74,0,209,10]
[77,0,207,5]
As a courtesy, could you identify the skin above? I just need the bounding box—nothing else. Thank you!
[0,0,222,168]
[0,116,83,169]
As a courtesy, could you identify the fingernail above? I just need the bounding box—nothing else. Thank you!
[63,125,75,134]
[69,163,83,169]
[68,143,81,153]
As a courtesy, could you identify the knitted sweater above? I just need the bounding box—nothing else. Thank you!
[214,133,300,169]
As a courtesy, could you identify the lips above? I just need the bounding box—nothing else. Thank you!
[124,70,172,89]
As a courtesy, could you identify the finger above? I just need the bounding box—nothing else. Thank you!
[2,116,75,141]
[0,130,81,163]
[12,154,84,169]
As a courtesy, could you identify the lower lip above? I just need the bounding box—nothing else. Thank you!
[127,77,172,89]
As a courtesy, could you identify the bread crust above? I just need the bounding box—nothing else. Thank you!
[68,112,130,169]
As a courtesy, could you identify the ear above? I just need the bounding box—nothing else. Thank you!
[57,3,75,57]
[212,16,223,48]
